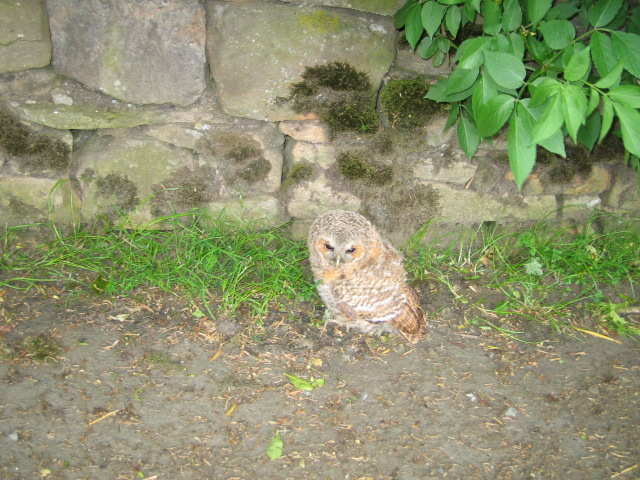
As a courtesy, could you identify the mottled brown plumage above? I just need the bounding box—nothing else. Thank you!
[308,210,426,344]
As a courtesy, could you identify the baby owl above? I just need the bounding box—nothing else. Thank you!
[308,210,426,344]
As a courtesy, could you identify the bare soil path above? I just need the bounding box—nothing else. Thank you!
[1,286,639,480]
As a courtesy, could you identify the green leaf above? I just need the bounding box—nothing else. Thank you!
[507,32,525,59]
[578,110,602,151]
[472,76,498,119]
[422,1,447,38]
[539,130,567,157]
[600,96,614,142]
[502,0,523,32]
[266,432,284,460]
[284,373,324,391]
[531,94,564,143]
[458,114,479,158]
[591,31,619,77]
[608,85,640,107]
[529,78,562,108]
[526,0,552,27]
[445,67,479,95]
[538,20,575,50]
[484,51,526,89]
[405,3,424,49]
[562,85,588,143]
[394,0,419,29]
[417,36,438,59]
[594,57,625,88]
[564,45,591,81]
[456,36,490,69]
[521,99,565,157]
[444,102,460,130]
[587,88,600,116]
[611,31,640,78]
[482,0,502,35]
[548,0,581,20]
[445,6,462,38]
[509,104,536,189]
[613,101,640,157]
[630,6,640,35]
[589,0,624,28]
[477,94,515,137]
[432,49,446,67]
[464,1,479,21]
[526,35,552,64]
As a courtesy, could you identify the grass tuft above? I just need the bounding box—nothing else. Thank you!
[0,211,316,319]
[405,213,640,339]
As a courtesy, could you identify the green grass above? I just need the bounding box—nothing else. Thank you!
[405,213,640,338]
[1,209,638,339]
[0,211,316,318]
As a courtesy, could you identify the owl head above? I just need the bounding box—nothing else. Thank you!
[308,210,382,268]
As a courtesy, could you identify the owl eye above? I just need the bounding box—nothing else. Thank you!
[345,247,356,254]
[324,243,335,251]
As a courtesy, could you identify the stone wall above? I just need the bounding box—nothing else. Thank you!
[1,0,638,241]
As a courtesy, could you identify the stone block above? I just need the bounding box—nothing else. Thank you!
[207,1,396,120]
[0,0,51,73]
[74,123,283,226]
[413,154,476,186]
[283,0,405,16]
[284,139,360,218]
[432,183,557,225]
[279,120,330,143]
[47,0,206,106]
[0,174,80,226]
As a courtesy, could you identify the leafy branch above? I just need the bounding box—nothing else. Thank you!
[395,0,640,188]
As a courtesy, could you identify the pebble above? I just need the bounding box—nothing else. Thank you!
[503,406,518,419]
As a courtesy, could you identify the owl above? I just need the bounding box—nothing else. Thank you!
[307,210,426,344]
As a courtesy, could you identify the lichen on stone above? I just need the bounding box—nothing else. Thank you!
[95,173,139,215]
[361,181,441,234]
[288,61,379,137]
[380,77,444,129]
[236,157,272,184]
[150,166,215,217]
[299,10,341,34]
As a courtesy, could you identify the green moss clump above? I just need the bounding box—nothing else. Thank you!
[324,98,380,135]
[381,78,444,129]
[282,161,315,190]
[302,61,372,92]
[237,157,272,183]
[96,173,139,214]
[288,62,379,136]
[337,150,394,185]
[0,105,70,172]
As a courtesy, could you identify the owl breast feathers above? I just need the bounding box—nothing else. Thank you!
[307,210,426,344]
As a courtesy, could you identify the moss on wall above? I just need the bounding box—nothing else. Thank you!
[0,105,70,173]
[336,150,394,185]
[288,61,379,136]
[94,173,139,217]
[380,77,445,129]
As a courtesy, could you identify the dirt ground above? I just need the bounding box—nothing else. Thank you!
[0,278,639,480]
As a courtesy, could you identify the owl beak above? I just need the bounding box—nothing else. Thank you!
[335,256,341,267]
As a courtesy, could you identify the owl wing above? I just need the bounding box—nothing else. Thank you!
[361,244,426,343]
[390,284,426,344]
